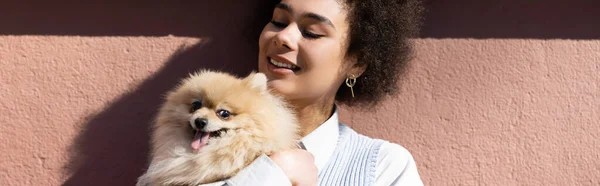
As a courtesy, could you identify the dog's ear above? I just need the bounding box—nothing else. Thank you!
[244,72,268,91]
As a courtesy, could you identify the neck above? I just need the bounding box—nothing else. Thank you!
[290,97,335,137]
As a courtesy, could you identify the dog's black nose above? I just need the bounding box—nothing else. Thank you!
[194,118,208,129]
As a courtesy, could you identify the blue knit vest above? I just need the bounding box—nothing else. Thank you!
[317,124,384,186]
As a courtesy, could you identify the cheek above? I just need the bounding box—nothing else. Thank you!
[258,31,273,74]
[258,29,276,52]
[258,34,267,50]
[227,116,256,132]
[161,104,193,125]
[204,118,227,131]
[301,41,345,83]
[303,38,345,67]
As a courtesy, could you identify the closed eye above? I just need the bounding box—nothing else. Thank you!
[270,20,287,28]
[270,20,324,40]
[302,31,323,39]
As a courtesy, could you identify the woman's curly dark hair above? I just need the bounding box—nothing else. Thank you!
[336,0,424,108]
[248,0,424,108]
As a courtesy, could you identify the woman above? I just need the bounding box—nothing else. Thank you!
[210,0,424,185]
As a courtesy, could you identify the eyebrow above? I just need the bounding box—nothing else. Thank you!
[275,3,293,12]
[275,3,336,30]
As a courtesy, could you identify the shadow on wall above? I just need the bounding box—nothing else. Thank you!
[5,0,599,39]
[0,1,281,186]
[420,0,600,39]
[62,41,257,186]
[0,1,268,37]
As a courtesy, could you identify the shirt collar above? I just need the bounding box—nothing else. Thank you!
[300,105,340,172]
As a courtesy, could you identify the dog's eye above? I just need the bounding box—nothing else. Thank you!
[216,109,231,120]
[191,101,202,112]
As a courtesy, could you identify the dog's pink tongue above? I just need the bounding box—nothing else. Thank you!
[191,131,210,151]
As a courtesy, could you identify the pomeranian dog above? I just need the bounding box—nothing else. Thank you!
[136,70,299,186]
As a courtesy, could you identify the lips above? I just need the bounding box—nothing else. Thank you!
[269,58,299,70]
[266,56,300,75]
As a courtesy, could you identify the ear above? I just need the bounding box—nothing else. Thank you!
[352,63,367,77]
[244,72,268,91]
[345,55,367,77]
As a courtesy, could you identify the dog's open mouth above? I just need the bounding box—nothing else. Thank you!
[191,128,229,151]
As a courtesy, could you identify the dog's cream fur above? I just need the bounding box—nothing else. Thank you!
[137,70,299,186]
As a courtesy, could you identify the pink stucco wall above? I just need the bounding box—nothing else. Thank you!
[1,1,599,186]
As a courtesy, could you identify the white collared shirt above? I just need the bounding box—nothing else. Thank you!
[202,108,424,186]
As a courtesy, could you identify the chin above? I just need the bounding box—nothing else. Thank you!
[265,80,298,98]
[136,70,299,186]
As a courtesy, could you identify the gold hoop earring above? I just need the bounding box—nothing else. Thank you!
[345,74,357,98]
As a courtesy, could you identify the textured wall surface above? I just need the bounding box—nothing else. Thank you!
[1,1,599,186]
[342,39,600,185]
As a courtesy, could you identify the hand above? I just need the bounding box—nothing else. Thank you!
[269,149,318,186]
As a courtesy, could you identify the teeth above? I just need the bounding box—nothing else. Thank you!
[270,58,296,69]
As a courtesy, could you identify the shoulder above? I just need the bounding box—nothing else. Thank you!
[376,141,424,186]
[339,124,417,170]
[339,124,413,160]
[338,124,424,185]
[377,141,414,172]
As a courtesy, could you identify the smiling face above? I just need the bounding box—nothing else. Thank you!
[258,0,363,105]
[156,71,273,153]
[145,71,301,185]
[154,71,299,155]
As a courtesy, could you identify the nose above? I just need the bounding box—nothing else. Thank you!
[194,118,208,130]
[273,25,299,51]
